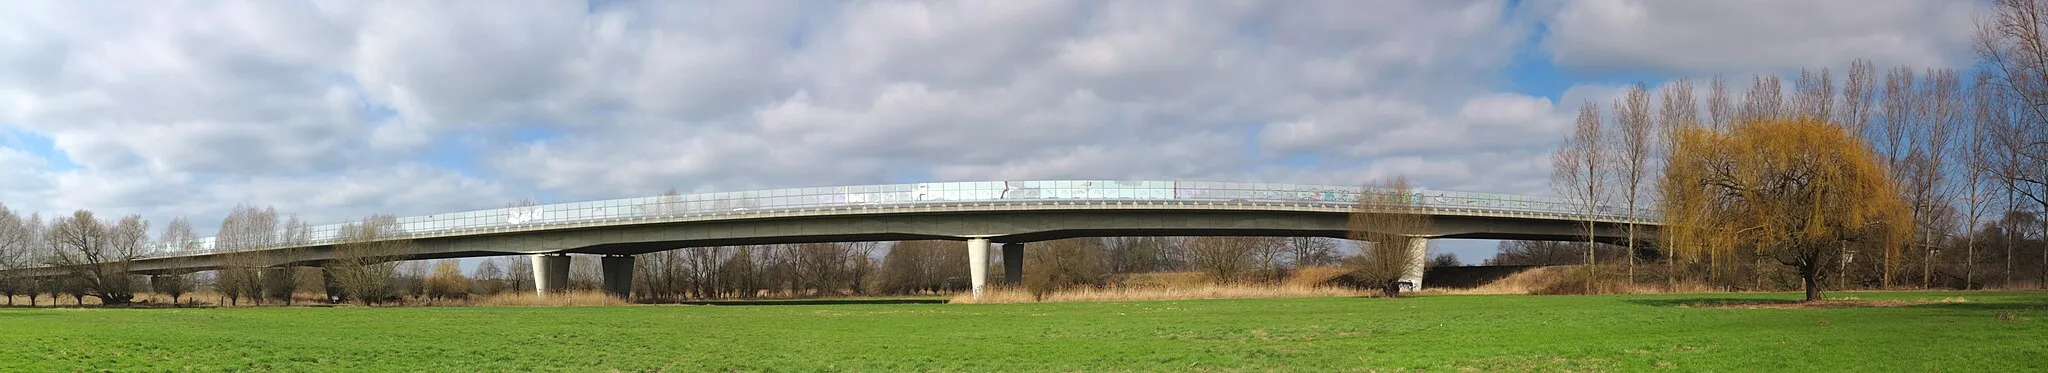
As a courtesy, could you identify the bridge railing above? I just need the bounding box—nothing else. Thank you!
[144,180,1660,259]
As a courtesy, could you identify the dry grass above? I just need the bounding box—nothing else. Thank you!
[1113,271,1211,288]
[1283,266,1355,288]
[952,284,1369,304]
[1420,266,1570,295]
[5,290,632,308]
[437,291,628,307]
[960,266,1376,304]
[1419,266,1722,296]
[1975,280,2047,291]
[1680,296,1968,309]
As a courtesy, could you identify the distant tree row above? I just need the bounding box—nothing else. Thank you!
[606,235,1350,302]
[1535,3,2048,301]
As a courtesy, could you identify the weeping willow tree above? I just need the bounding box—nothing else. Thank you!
[1662,118,1911,302]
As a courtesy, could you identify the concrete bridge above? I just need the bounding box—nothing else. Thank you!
[22,180,1660,298]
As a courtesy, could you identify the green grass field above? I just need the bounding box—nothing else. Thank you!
[1,291,2043,372]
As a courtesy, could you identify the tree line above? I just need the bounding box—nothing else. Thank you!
[1542,1,2048,300]
[0,196,1422,306]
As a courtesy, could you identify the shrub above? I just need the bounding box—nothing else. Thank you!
[424,262,470,301]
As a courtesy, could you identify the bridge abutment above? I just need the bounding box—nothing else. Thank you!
[601,255,634,299]
[532,254,571,295]
[968,238,989,299]
[1002,243,1023,285]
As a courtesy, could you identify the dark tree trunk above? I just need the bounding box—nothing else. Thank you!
[1800,264,1822,302]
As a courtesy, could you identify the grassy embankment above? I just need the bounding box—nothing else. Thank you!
[0,291,2042,371]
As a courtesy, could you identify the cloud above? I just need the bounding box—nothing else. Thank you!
[1543,0,1982,74]
[0,0,1983,243]
[478,0,1551,199]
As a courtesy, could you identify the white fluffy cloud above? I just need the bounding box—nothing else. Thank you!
[1544,0,1981,73]
[0,0,1981,240]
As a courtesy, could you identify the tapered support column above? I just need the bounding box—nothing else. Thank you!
[600,255,634,299]
[1002,243,1024,285]
[262,267,296,304]
[968,238,990,299]
[1402,238,1429,291]
[321,267,343,304]
[532,254,571,296]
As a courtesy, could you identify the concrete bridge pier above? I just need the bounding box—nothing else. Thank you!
[600,255,634,299]
[320,267,342,303]
[968,238,989,299]
[1001,243,1023,285]
[1402,238,1429,291]
[532,254,571,295]
[262,267,295,288]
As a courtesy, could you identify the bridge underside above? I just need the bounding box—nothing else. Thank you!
[108,209,1653,278]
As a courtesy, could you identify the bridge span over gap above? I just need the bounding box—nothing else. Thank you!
[33,181,1661,299]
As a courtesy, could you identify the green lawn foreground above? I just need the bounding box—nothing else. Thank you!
[0,291,2042,372]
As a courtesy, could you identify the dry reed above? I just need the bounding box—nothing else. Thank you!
[1418,265,1722,295]
[445,290,627,307]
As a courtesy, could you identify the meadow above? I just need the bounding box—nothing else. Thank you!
[0,291,2042,372]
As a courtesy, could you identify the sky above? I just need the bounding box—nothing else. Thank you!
[0,0,1986,262]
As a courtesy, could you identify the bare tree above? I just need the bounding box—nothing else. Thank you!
[1426,253,1461,268]
[638,249,688,301]
[1840,59,1878,138]
[1488,241,1626,266]
[505,256,533,294]
[330,215,409,305]
[281,215,309,247]
[262,267,301,305]
[1022,238,1105,301]
[1187,236,1259,284]
[216,252,261,305]
[1876,66,1919,288]
[1249,237,1289,282]
[0,204,30,305]
[472,259,506,296]
[1739,75,1784,122]
[1976,1,2048,287]
[262,215,313,305]
[845,241,881,295]
[44,210,149,305]
[216,205,279,304]
[1286,237,1339,268]
[1104,236,1182,273]
[1613,82,1653,285]
[1972,68,2020,287]
[1708,75,1733,128]
[1912,69,1964,287]
[1659,78,1700,133]
[1657,78,1697,285]
[1794,68,1836,121]
[17,213,43,306]
[150,273,189,306]
[154,218,198,304]
[879,240,968,295]
[1347,177,1433,297]
[1554,101,1610,288]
